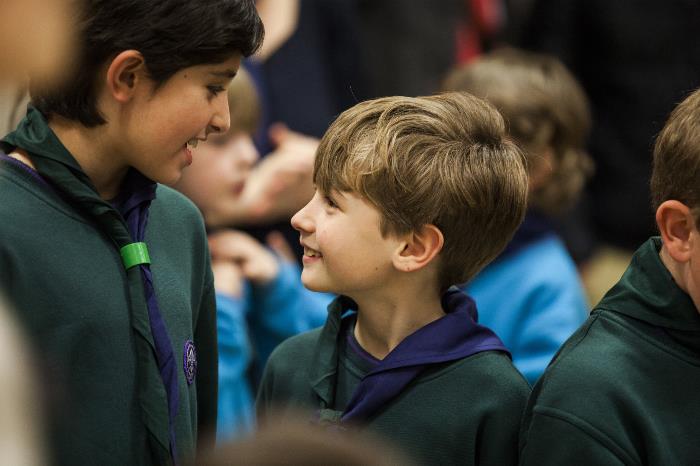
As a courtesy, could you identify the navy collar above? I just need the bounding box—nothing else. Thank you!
[311,288,509,423]
[498,210,555,260]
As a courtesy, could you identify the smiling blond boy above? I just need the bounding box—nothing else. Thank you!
[257,92,531,465]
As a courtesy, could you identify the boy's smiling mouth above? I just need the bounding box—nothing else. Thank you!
[302,245,323,264]
[303,246,322,258]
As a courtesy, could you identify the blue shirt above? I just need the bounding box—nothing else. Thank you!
[465,235,589,385]
[216,259,331,440]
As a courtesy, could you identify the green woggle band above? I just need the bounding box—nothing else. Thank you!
[120,242,151,269]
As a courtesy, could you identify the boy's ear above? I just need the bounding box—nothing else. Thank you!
[656,200,696,263]
[105,50,147,103]
[393,224,444,273]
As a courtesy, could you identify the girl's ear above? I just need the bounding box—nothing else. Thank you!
[392,224,444,273]
[105,50,147,103]
[656,200,695,263]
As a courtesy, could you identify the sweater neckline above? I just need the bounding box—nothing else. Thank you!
[596,237,700,352]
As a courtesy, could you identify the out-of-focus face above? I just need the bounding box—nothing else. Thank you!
[0,0,74,84]
[175,130,259,227]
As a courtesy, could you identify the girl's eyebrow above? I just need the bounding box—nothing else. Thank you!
[209,69,237,79]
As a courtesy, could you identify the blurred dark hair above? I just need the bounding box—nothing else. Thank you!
[30,0,264,127]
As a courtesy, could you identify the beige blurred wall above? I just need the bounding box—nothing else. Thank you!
[0,85,29,135]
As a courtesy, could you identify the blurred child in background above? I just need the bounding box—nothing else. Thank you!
[444,47,591,384]
[174,67,329,441]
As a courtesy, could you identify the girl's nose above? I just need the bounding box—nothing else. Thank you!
[208,94,231,135]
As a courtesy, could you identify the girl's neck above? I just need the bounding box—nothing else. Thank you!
[7,149,36,170]
[49,117,128,199]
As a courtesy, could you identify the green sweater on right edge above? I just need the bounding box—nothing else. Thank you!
[520,237,700,465]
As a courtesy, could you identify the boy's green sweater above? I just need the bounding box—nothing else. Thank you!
[0,159,217,465]
[257,300,530,466]
[520,237,700,465]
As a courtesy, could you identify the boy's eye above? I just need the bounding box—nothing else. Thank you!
[207,85,226,97]
[324,195,338,209]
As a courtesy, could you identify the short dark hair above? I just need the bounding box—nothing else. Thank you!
[30,0,264,127]
[651,87,700,226]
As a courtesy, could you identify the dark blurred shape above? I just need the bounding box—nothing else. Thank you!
[198,418,412,466]
[358,0,466,98]
[259,0,364,139]
[518,0,700,256]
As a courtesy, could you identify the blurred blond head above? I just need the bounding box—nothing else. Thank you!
[444,47,593,215]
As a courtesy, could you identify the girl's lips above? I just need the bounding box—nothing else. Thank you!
[183,145,193,166]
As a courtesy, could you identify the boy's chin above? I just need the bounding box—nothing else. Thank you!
[300,277,332,294]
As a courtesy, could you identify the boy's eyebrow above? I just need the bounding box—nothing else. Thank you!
[210,69,238,79]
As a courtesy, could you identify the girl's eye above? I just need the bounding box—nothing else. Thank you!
[207,85,226,97]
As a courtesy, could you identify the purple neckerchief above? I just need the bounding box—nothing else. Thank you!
[112,171,180,463]
[0,151,53,189]
[341,288,509,423]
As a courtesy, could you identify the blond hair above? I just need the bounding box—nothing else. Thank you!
[314,92,528,289]
[651,87,700,225]
[227,66,260,135]
[444,47,592,215]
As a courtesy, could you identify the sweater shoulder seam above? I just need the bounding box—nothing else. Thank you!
[532,405,639,465]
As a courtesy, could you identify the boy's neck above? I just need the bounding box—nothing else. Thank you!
[48,117,128,200]
[660,245,685,291]
[351,284,445,360]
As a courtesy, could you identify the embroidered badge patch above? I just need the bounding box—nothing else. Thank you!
[183,340,197,385]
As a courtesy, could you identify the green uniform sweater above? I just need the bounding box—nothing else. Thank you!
[0,159,217,465]
[520,237,700,465]
[257,300,530,466]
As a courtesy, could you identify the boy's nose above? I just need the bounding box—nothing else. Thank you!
[291,202,314,234]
